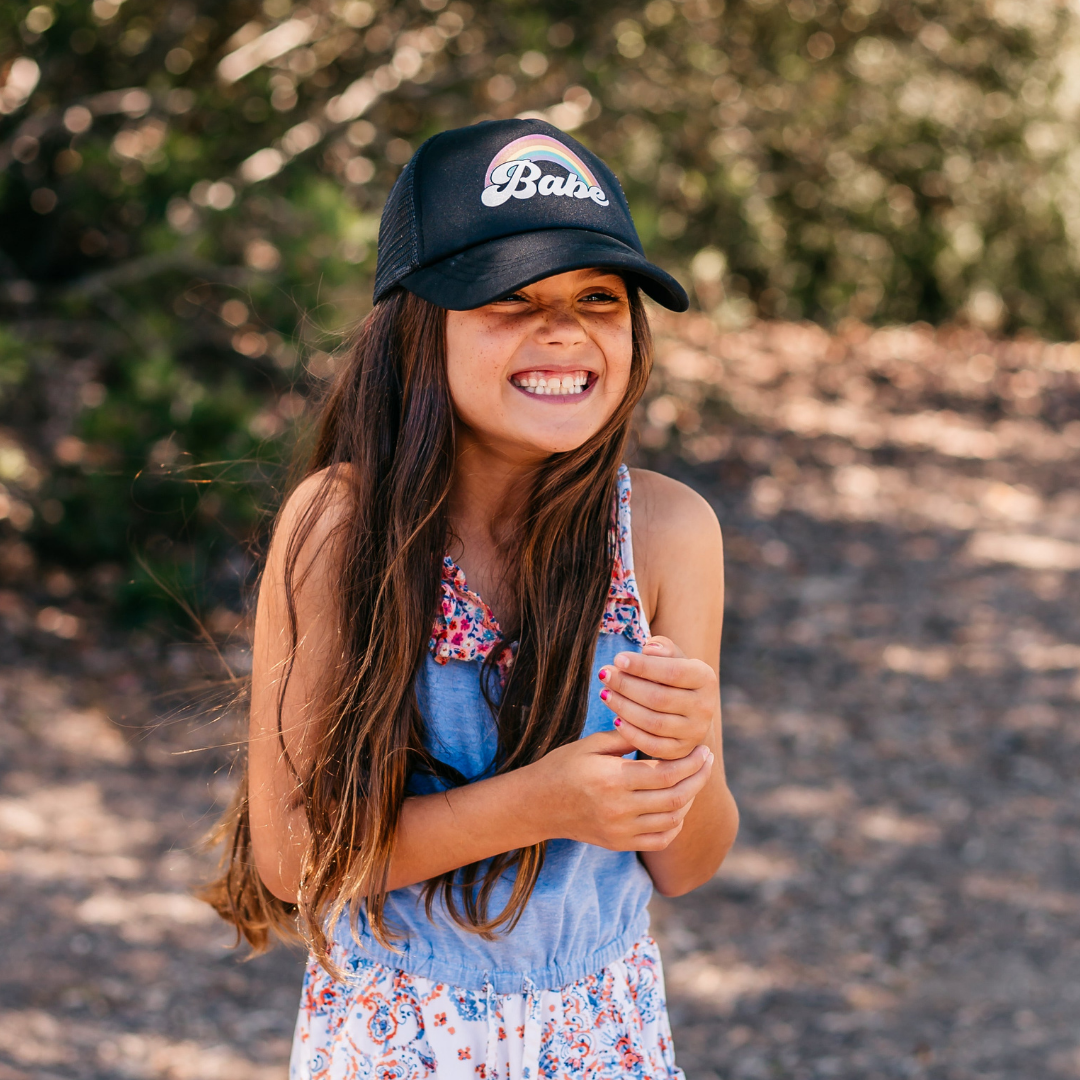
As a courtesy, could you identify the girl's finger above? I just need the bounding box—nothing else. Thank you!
[630,805,697,835]
[625,744,712,789]
[612,715,687,759]
[632,821,686,851]
[633,753,713,810]
[641,635,685,659]
[601,686,696,742]
[611,651,714,690]
[601,669,697,715]
[579,727,638,756]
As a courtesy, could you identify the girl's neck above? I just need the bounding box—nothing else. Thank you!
[447,429,543,620]
[450,430,542,543]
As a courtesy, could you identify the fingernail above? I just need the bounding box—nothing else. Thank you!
[600,688,609,701]
[598,669,608,681]
[614,654,630,669]
[614,717,622,727]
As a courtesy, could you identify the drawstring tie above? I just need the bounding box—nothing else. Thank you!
[521,975,541,1080]
[481,974,542,1080]
[483,977,499,1080]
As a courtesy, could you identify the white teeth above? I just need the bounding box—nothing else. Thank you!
[511,371,591,396]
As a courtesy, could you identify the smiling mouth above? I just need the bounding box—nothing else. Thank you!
[510,369,594,397]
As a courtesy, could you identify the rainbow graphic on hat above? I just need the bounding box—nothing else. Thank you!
[485,133,599,189]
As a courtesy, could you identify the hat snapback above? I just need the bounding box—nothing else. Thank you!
[373,119,689,312]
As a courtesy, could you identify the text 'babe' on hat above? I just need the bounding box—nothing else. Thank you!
[373,118,689,312]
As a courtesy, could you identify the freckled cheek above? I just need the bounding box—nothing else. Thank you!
[446,345,514,423]
[600,331,634,396]
[446,320,510,390]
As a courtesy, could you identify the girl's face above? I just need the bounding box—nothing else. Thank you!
[445,268,633,460]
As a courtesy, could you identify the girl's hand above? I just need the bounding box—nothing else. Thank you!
[597,635,718,760]
[531,731,714,851]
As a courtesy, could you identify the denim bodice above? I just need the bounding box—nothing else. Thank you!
[335,467,653,993]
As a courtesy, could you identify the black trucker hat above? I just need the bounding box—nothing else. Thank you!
[372,118,689,312]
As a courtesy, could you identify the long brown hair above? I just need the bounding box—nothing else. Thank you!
[204,284,653,966]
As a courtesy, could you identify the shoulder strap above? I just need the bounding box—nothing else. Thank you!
[614,463,636,574]
[610,464,651,641]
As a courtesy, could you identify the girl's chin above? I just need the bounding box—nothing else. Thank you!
[499,423,600,458]
[457,402,610,458]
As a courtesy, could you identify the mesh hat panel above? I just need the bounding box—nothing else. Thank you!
[372,154,421,302]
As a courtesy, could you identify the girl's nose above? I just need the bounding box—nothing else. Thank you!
[537,305,588,344]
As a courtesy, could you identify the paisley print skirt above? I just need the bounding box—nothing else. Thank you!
[289,935,684,1080]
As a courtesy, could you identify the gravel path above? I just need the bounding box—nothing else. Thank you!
[1,318,1077,1079]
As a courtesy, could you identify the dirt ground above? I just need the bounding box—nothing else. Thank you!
[1,317,1078,1079]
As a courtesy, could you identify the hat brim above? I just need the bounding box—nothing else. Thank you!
[399,229,689,312]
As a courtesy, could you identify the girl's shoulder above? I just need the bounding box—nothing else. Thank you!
[266,464,359,591]
[277,464,358,534]
[626,467,721,548]
[626,468,723,624]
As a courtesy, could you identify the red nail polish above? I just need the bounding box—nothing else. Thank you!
[600,688,609,701]
[614,717,622,726]
[598,669,608,681]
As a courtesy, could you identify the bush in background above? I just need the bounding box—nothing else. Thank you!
[1,0,1078,626]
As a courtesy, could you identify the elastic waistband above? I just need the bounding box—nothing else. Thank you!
[334,913,651,994]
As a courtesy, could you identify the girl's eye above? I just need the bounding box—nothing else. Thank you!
[581,291,619,303]
[493,292,528,304]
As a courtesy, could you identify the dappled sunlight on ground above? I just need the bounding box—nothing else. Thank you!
[640,316,1080,1079]
[0,664,300,1080]
[1,315,1078,1078]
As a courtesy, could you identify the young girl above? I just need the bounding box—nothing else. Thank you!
[208,119,738,1080]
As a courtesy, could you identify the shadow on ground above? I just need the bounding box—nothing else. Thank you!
[646,317,1080,1080]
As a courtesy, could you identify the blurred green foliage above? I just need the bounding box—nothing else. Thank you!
[1,0,1078,620]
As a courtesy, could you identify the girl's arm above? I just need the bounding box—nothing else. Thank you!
[248,471,714,903]
[597,469,739,897]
